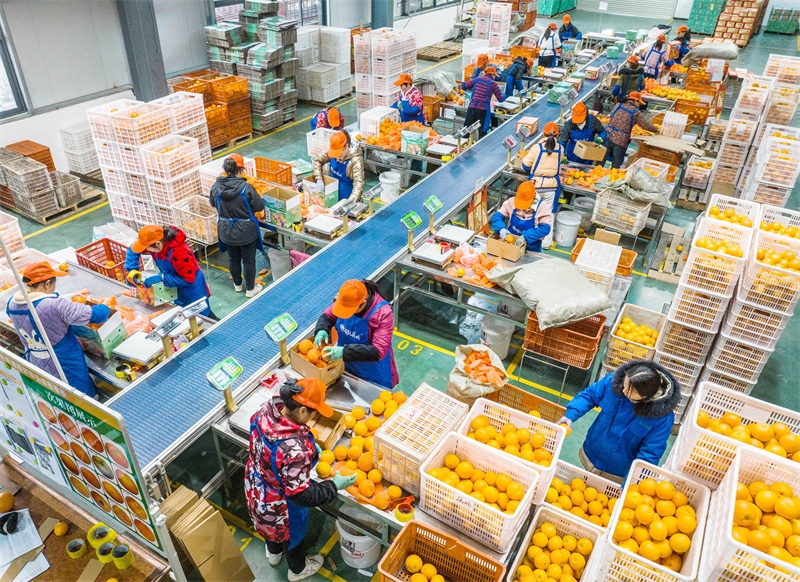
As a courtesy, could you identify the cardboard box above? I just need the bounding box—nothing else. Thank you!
[594,229,621,245]
[289,341,344,386]
[307,409,346,451]
[263,185,302,226]
[74,311,128,359]
[486,233,526,261]
[631,135,705,157]
[516,116,540,135]
[401,126,430,155]
[302,175,339,208]
[130,282,177,306]
[574,141,608,162]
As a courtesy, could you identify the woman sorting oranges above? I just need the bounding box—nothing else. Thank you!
[490,181,553,253]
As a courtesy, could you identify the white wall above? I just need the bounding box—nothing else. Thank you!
[154,0,212,76]
[2,0,131,110]
[0,90,135,173]
[395,5,459,48]
[577,0,677,20]
[328,0,371,29]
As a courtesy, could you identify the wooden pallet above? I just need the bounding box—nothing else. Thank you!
[416,41,462,62]
[69,168,104,188]
[212,133,253,153]
[14,185,106,225]
[648,223,690,284]
[676,185,709,211]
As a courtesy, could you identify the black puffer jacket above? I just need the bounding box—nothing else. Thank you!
[209,176,265,246]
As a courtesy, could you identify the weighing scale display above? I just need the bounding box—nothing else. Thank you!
[401,211,423,230]
[265,313,297,342]
[423,196,442,214]
[207,357,243,391]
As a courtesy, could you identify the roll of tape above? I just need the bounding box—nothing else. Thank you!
[394,503,414,522]
[88,523,116,548]
[97,542,116,564]
[66,538,88,559]
[112,544,134,570]
[114,365,131,379]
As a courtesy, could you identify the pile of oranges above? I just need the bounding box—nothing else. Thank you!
[755,247,800,272]
[403,554,444,582]
[362,120,437,150]
[760,221,800,240]
[611,479,698,572]
[563,166,626,188]
[613,316,659,348]
[545,477,619,528]
[697,411,800,463]
[694,236,744,257]
[465,415,553,468]
[731,480,800,572]
[296,338,329,369]
[514,521,595,582]
[445,88,465,105]
[708,206,754,228]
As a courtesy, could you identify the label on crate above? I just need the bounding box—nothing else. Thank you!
[399,405,422,424]
[453,495,475,512]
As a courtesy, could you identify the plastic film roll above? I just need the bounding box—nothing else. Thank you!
[96,542,116,564]
[66,538,88,559]
[112,544,134,570]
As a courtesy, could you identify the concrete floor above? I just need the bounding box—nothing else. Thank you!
[12,10,800,581]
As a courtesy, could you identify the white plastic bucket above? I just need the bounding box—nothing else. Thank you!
[498,301,527,322]
[481,316,516,360]
[335,507,382,569]
[267,249,292,280]
[379,171,401,203]
[573,197,595,230]
[554,211,581,247]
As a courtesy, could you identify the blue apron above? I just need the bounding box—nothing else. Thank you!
[330,158,353,201]
[6,296,96,397]
[152,247,210,317]
[398,92,425,124]
[607,104,637,147]
[509,199,544,252]
[675,41,690,65]
[309,110,329,130]
[473,77,495,134]
[559,25,575,42]
[216,185,265,254]
[528,143,562,212]
[251,419,316,550]
[335,301,393,389]
[542,34,559,66]
[643,47,666,77]
[503,63,521,98]
[565,115,598,163]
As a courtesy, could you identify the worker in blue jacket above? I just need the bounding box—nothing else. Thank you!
[559,14,582,42]
[557,361,681,483]
[674,25,691,65]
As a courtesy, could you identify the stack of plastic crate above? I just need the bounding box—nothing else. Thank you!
[140,136,202,228]
[296,25,320,68]
[472,2,492,40]
[762,82,799,126]
[746,134,800,207]
[0,157,58,220]
[352,28,416,116]
[59,122,99,175]
[0,149,23,209]
[318,27,351,99]
[488,3,512,48]
[209,76,251,143]
[151,92,211,164]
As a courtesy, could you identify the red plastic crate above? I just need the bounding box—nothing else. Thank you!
[75,238,140,282]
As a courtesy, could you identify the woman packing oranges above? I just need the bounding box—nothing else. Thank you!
[490,181,553,253]
[312,130,365,203]
[557,361,681,483]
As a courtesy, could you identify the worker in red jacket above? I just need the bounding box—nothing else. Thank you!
[313,279,398,389]
[461,66,505,138]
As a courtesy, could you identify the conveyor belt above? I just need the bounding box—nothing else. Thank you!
[109,55,615,469]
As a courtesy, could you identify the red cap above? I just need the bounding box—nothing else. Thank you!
[22,262,66,285]
[515,181,536,210]
[657,34,666,42]
[328,131,348,159]
[394,73,414,86]
[543,121,559,136]
[627,54,639,64]
[228,154,245,169]
[484,66,497,77]
[131,225,164,253]
[294,378,333,418]
[332,280,367,319]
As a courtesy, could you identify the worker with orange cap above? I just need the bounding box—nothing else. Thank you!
[539,22,562,68]
[522,122,565,213]
[312,130,364,203]
[461,65,505,137]
[313,279,398,389]
[559,14,582,42]
[245,377,356,581]
[471,53,489,80]
[605,92,658,168]
[309,107,344,131]
[490,181,554,253]
[559,101,607,164]
[391,73,425,124]
[673,26,691,64]
[642,34,674,79]
[502,54,533,98]
[7,262,111,396]
[612,55,644,101]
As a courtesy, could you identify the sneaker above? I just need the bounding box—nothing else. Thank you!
[245,283,263,298]
[287,555,323,581]
[266,550,282,567]
[233,283,243,292]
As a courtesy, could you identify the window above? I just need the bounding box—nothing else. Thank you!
[402,0,461,16]
[0,19,25,118]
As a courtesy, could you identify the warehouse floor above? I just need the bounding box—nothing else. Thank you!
[11,12,800,581]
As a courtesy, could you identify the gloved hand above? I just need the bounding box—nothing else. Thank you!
[557,416,572,427]
[499,228,510,240]
[397,100,404,112]
[594,136,604,144]
[322,346,344,361]
[314,330,329,348]
[143,274,163,288]
[255,210,265,220]
[314,442,322,457]
[333,472,357,489]
[316,178,324,187]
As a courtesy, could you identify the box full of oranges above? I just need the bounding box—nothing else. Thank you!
[290,337,344,386]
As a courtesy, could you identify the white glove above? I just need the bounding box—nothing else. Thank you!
[316,178,324,187]
[557,416,572,427]
[499,228,510,239]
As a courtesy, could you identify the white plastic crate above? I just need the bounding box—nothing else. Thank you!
[742,173,793,207]
[151,92,205,131]
[659,111,689,139]
[655,318,715,366]
[716,141,750,166]
[106,191,132,221]
[0,212,25,257]
[740,230,800,315]
[85,98,143,141]
[354,54,370,74]
[631,157,668,184]
[173,195,218,244]
[306,128,337,158]
[110,103,172,147]
[507,504,604,582]
[705,330,774,383]
[457,398,565,505]
[574,239,622,295]
[654,350,703,392]
[776,60,800,84]
[130,198,155,224]
[707,161,740,186]
[758,203,800,234]
[373,383,468,496]
[668,284,730,333]
[60,122,95,152]
[93,140,120,169]
[178,122,211,152]
[682,156,714,190]
[355,73,372,93]
[590,189,652,235]
[604,303,666,371]
[124,172,150,202]
[359,106,400,138]
[706,117,728,141]
[419,432,538,553]
[705,194,759,226]
[722,116,758,145]
[100,166,128,195]
[372,55,403,77]
[371,34,403,57]
[147,169,201,207]
[735,86,770,114]
[553,460,623,509]
[754,122,800,148]
[311,85,339,104]
[352,34,371,56]
[373,91,398,108]
[679,219,751,297]
[0,248,60,274]
[117,144,147,175]
[140,136,201,181]
[698,366,756,394]
[371,74,395,95]
[152,204,177,227]
[723,294,790,350]
[593,460,710,582]
[356,92,373,110]
[64,148,99,175]
[699,447,800,582]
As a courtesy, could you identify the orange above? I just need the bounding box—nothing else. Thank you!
[662,553,682,572]
[768,515,793,538]
[316,462,332,478]
[392,391,407,405]
[343,414,356,429]
[721,412,742,428]
[669,533,691,554]
[656,500,676,517]
[613,521,633,542]
[562,535,577,552]
[472,479,487,493]
[672,491,688,508]
[639,478,657,497]
[775,497,800,520]
[765,443,788,458]
[749,481,769,498]
[533,552,550,570]
[624,491,643,509]
[736,482,752,501]
[379,390,392,403]
[455,480,473,495]
[697,410,710,428]
[773,422,792,439]
[405,554,423,573]
[635,504,655,525]
[357,453,373,472]
[655,481,675,500]
[298,339,314,354]
[746,528,772,553]
[348,445,362,461]
[731,526,750,545]
[770,482,794,497]
[366,417,382,432]
[496,474,511,492]
[501,423,516,435]
[334,445,348,461]
[387,485,403,500]
[354,422,369,438]
[368,469,382,484]
[576,537,593,556]
[507,482,525,501]
[455,461,474,480]
[354,470,367,485]
[53,522,69,537]
[358,479,375,497]
[547,536,563,551]
[787,534,800,557]
[483,485,499,503]
[767,527,785,548]
[619,539,639,554]
[470,415,489,431]
[733,500,762,528]
[545,564,562,580]
[750,423,774,443]
[620,508,636,524]
[420,564,437,580]
[351,406,366,420]
[755,490,779,513]
[470,469,484,482]
[639,540,661,563]
[779,434,800,454]
[649,520,668,542]
[306,348,321,363]
[540,522,557,538]
[444,454,460,469]
[370,399,385,416]
[676,514,697,535]
[632,525,651,545]
[530,433,546,448]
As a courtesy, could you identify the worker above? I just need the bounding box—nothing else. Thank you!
[559,102,606,164]
[7,262,111,397]
[309,107,344,131]
[642,35,674,79]
[605,92,658,168]
[502,56,533,99]
[245,377,356,581]
[209,154,266,299]
[312,130,364,203]
[491,181,553,253]
[612,55,644,101]
[313,279,398,390]
[522,122,564,211]
[674,25,691,65]
[124,225,214,318]
[471,53,489,80]
[557,361,681,483]
[391,73,425,124]
[538,23,562,68]
[461,66,505,138]
[559,14,582,42]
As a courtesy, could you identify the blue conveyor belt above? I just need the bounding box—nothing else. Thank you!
[109,55,615,468]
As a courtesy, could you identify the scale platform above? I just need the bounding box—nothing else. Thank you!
[426,143,456,156]
[435,224,474,246]
[304,215,345,237]
[113,331,164,366]
[411,241,455,268]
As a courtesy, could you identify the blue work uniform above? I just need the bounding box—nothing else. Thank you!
[334,302,394,389]
[675,40,690,65]
[392,90,425,124]
[522,143,562,212]
[330,157,353,201]
[490,199,551,253]
[503,62,525,98]
[563,115,606,163]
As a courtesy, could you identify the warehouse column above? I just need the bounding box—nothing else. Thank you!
[117,0,168,102]
[372,0,394,28]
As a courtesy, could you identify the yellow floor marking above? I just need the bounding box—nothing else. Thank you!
[797,35,800,51]
[319,531,340,557]
[549,245,648,277]
[506,346,524,376]
[508,368,574,401]
[417,53,462,73]
[393,329,456,356]
[23,201,109,240]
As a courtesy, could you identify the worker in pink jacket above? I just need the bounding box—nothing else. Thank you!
[313,279,398,389]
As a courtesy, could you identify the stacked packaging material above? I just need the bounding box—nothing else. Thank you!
[250,16,299,132]
[473,3,512,48]
[60,123,100,175]
[296,26,352,104]
[352,27,417,117]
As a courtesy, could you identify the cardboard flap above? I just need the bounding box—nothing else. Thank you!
[631,135,704,156]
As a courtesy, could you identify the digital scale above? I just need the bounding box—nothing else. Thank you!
[207,356,243,413]
[264,312,297,365]
[304,214,347,238]
[331,199,369,220]
[411,242,455,268]
[434,224,474,246]
[112,305,205,366]
[425,143,456,157]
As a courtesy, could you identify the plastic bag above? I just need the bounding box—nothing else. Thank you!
[454,242,481,268]
[118,307,154,335]
[414,70,458,98]
[685,42,739,62]
[446,344,507,406]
